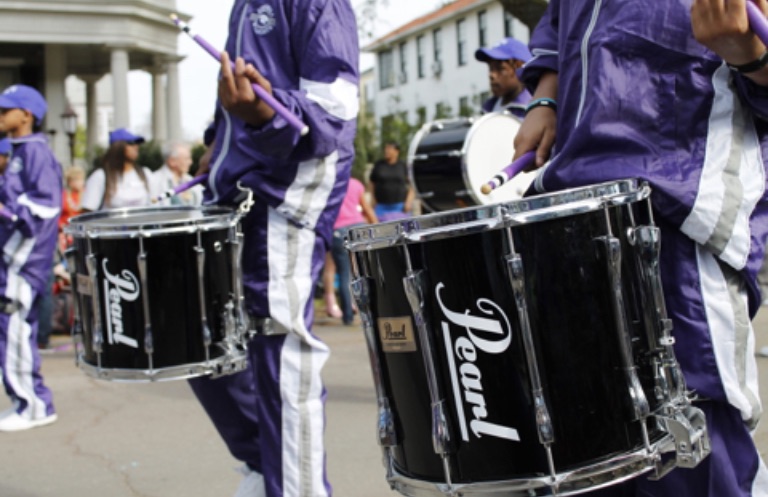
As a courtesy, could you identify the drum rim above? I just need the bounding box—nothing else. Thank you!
[63,205,238,238]
[346,179,649,251]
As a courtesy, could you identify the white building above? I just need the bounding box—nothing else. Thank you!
[364,0,531,133]
[0,1,189,163]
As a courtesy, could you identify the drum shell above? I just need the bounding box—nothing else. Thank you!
[350,183,666,483]
[68,209,237,371]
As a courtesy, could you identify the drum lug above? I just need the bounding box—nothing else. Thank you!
[64,246,84,366]
[651,403,711,478]
[505,253,558,483]
[228,227,249,341]
[194,231,213,363]
[349,274,398,483]
[84,248,104,369]
[628,225,685,402]
[137,237,155,373]
[403,270,454,455]
[596,235,651,422]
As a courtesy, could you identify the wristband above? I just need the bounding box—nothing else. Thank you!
[525,97,557,114]
[727,51,768,74]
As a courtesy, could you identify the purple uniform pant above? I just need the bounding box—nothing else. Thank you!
[190,205,332,497]
[0,285,55,419]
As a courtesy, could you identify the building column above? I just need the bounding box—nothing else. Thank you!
[44,45,69,165]
[150,60,168,144]
[166,57,183,142]
[110,47,131,129]
[78,74,103,159]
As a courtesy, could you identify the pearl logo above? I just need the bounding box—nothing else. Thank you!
[436,283,520,443]
[102,259,139,349]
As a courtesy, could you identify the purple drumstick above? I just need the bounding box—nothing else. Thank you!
[170,14,310,137]
[747,0,768,47]
[0,208,17,223]
[481,150,537,195]
[154,173,209,203]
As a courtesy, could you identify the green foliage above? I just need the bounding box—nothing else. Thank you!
[137,140,164,172]
[380,112,418,159]
[191,142,207,176]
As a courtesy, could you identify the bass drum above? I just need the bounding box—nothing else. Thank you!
[408,113,536,212]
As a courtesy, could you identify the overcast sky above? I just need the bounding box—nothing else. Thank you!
[128,0,436,141]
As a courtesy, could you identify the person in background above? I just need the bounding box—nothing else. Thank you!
[0,84,62,431]
[80,128,160,211]
[475,37,533,118]
[185,0,360,495]
[514,0,768,494]
[368,141,414,220]
[154,142,203,206]
[59,165,85,229]
[323,175,377,325]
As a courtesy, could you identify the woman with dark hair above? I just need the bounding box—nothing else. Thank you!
[81,128,160,211]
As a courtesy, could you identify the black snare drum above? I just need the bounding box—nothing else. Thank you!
[64,206,249,382]
[347,180,709,496]
[408,113,536,212]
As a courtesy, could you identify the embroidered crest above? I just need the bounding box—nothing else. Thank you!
[250,5,276,35]
[7,157,22,174]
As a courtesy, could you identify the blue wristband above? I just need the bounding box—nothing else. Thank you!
[525,97,557,114]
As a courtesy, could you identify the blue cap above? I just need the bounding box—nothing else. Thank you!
[109,128,145,145]
[0,85,47,125]
[0,138,10,155]
[475,38,532,64]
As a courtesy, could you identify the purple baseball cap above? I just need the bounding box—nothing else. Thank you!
[0,138,10,155]
[0,85,47,124]
[109,128,145,145]
[475,37,532,64]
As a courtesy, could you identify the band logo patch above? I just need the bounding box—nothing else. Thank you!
[377,316,417,353]
[102,259,139,349]
[437,282,521,443]
[250,5,276,35]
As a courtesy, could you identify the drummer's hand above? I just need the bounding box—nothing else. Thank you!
[514,107,556,169]
[692,0,768,84]
[219,52,276,127]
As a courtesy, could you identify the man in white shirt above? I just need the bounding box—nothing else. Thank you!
[153,142,203,206]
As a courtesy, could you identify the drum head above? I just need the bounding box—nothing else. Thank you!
[64,205,236,238]
[462,112,536,206]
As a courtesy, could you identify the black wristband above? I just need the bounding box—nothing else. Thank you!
[525,97,557,115]
[727,51,768,74]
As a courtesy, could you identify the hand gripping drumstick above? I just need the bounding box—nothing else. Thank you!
[747,0,768,46]
[152,173,209,204]
[170,14,310,137]
[480,150,536,195]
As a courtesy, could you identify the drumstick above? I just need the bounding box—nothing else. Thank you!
[747,0,768,47]
[153,173,209,204]
[170,14,310,137]
[480,151,536,195]
[0,208,17,223]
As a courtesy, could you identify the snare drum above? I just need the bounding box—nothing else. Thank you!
[64,206,249,382]
[347,180,709,496]
[408,113,536,212]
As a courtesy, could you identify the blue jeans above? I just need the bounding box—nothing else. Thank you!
[331,225,359,324]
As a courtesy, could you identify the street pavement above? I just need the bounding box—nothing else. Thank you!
[1,308,768,496]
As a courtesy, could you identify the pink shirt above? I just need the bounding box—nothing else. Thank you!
[334,178,367,229]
